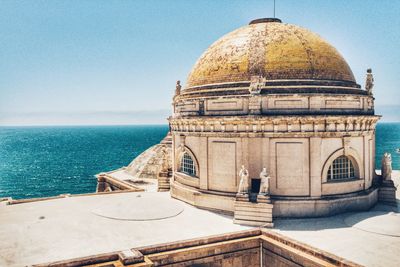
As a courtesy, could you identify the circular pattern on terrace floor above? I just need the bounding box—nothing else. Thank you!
[91,192,184,221]
[344,211,400,237]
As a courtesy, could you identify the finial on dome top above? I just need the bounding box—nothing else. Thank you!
[249,18,282,25]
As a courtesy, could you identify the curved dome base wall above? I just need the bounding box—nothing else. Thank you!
[171,180,378,218]
[169,115,379,218]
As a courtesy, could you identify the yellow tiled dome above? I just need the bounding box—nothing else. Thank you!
[185,18,356,90]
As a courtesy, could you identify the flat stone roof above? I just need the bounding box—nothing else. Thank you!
[274,203,400,267]
[274,171,400,267]
[1,171,399,267]
[0,192,249,267]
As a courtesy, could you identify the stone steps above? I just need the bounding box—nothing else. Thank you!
[234,202,273,209]
[378,180,397,205]
[378,188,396,203]
[233,194,273,228]
[234,213,272,221]
[157,170,172,192]
[234,205,273,219]
[234,207,272,215]
[233,219,274,228]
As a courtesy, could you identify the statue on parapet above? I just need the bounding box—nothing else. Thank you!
[175,80,181,96]
[259,167,270,195]
[381,152,392,181]
[249,75,266,95]
[237,165,249,195]
[365,68,374,96]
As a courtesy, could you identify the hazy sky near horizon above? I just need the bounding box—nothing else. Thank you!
[1,0,399,125]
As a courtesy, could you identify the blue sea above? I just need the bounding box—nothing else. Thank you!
[0,125,168,199]
[0,123,399,200]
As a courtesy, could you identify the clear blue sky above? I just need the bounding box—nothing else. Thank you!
[0,0,399,125]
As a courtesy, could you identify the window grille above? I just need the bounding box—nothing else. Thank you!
[180,152,196,176]
[327,156,355,181]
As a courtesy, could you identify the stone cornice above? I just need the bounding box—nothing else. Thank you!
[169,115,380,135]
[178,87,368,100]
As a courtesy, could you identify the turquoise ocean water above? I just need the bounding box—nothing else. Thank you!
[376,123,400,170]
[0,123,399,200]
[0,125,168,199]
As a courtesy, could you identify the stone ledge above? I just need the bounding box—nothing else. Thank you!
[261,230,362,267]
[33,229,362,267]
[6,189,143,206]
[97,174,144,193]
[32,251,118,267]
[118,249,144,265]
[234,214,273,222]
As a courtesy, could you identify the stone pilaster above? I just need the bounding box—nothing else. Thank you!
[248,96,262,115]
[199,136,209,190]
[310,137,322,197]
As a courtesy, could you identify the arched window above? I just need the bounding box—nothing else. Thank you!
[180,152,196,176]
[327,156,356,181]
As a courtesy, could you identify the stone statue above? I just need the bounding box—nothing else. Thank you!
[259,167,270,195]
[161,147,169,172]
[345,122,351,132]
[365,69,374,95]
[249,75,266,95]
[381,152,392,180]
[175,80,181,96]
[237,165,249,194]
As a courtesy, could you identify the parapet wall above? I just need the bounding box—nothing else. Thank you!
[33,229,361,267]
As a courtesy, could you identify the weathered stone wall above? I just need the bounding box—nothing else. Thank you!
[33,229,361,267]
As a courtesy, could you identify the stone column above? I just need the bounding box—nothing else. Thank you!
[309,137,322,197]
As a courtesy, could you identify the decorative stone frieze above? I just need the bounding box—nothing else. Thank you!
[169,115,379,135]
